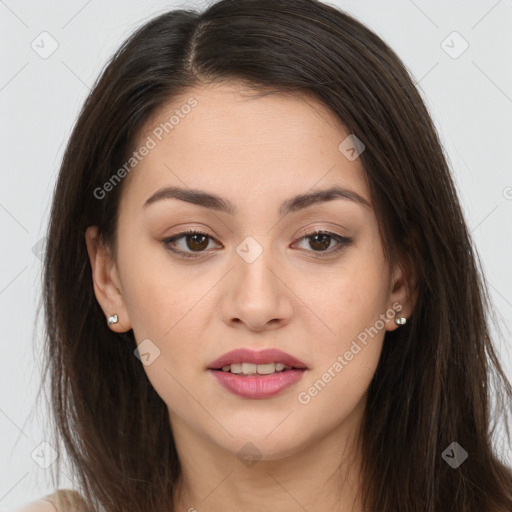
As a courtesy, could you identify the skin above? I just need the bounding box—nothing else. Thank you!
[85,82,416,512]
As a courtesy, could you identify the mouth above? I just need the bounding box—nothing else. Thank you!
[207,348,309,376]
[207,360,308,399]
[210,362,305,376]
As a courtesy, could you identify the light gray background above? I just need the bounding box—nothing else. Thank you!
[1,0,511,509]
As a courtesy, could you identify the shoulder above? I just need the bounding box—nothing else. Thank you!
[12,489,87,512]
[11,498,56,511]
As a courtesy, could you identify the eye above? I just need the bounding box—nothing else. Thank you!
[292,229,352,257]
[162,229,352,259]
[163,229,221,259]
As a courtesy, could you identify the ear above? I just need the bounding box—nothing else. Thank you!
[85,226,132,333]
[385,256,418,332]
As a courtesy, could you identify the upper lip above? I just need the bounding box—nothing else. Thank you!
[207,348,308,370]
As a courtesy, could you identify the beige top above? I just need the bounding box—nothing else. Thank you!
[41,489,89,512]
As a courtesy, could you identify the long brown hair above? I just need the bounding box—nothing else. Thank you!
[40,0,512,510]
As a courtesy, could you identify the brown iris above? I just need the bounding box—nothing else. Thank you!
[308,233,332,251]
[185,233,210,251]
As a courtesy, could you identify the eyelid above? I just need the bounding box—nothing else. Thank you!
[295,225,344,239]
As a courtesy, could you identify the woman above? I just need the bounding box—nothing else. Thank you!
[18,0,512,510]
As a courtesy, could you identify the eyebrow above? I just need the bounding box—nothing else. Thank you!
[143,185,371,216]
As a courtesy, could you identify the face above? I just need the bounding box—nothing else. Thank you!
[86,82,411,464]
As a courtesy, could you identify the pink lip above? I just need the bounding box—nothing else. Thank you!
[207,348,308,370]
[207,348,308,399]
[208,369,306,399]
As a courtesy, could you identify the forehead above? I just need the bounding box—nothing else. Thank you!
[120,82,370,211]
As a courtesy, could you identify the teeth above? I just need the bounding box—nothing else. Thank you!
[220,362,292,375]
[243,362,259,374]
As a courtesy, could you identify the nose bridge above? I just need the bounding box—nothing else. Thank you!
[233,234,279,296]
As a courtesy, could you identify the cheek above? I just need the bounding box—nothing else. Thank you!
[295,281,388,422]
[304,254,388,341]
[117,246,209,408]
[297,246,390,395]
[117,235,186,326]
[118,239,217,367]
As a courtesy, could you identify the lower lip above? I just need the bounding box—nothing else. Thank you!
[208,369,307,399]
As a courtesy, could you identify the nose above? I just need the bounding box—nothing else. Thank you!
[220,242,294,332]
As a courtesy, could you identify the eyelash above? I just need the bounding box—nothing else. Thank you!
[162,228,352,260]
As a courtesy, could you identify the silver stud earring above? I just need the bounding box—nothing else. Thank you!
[395,316,407,325]
[107,314,119,325]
